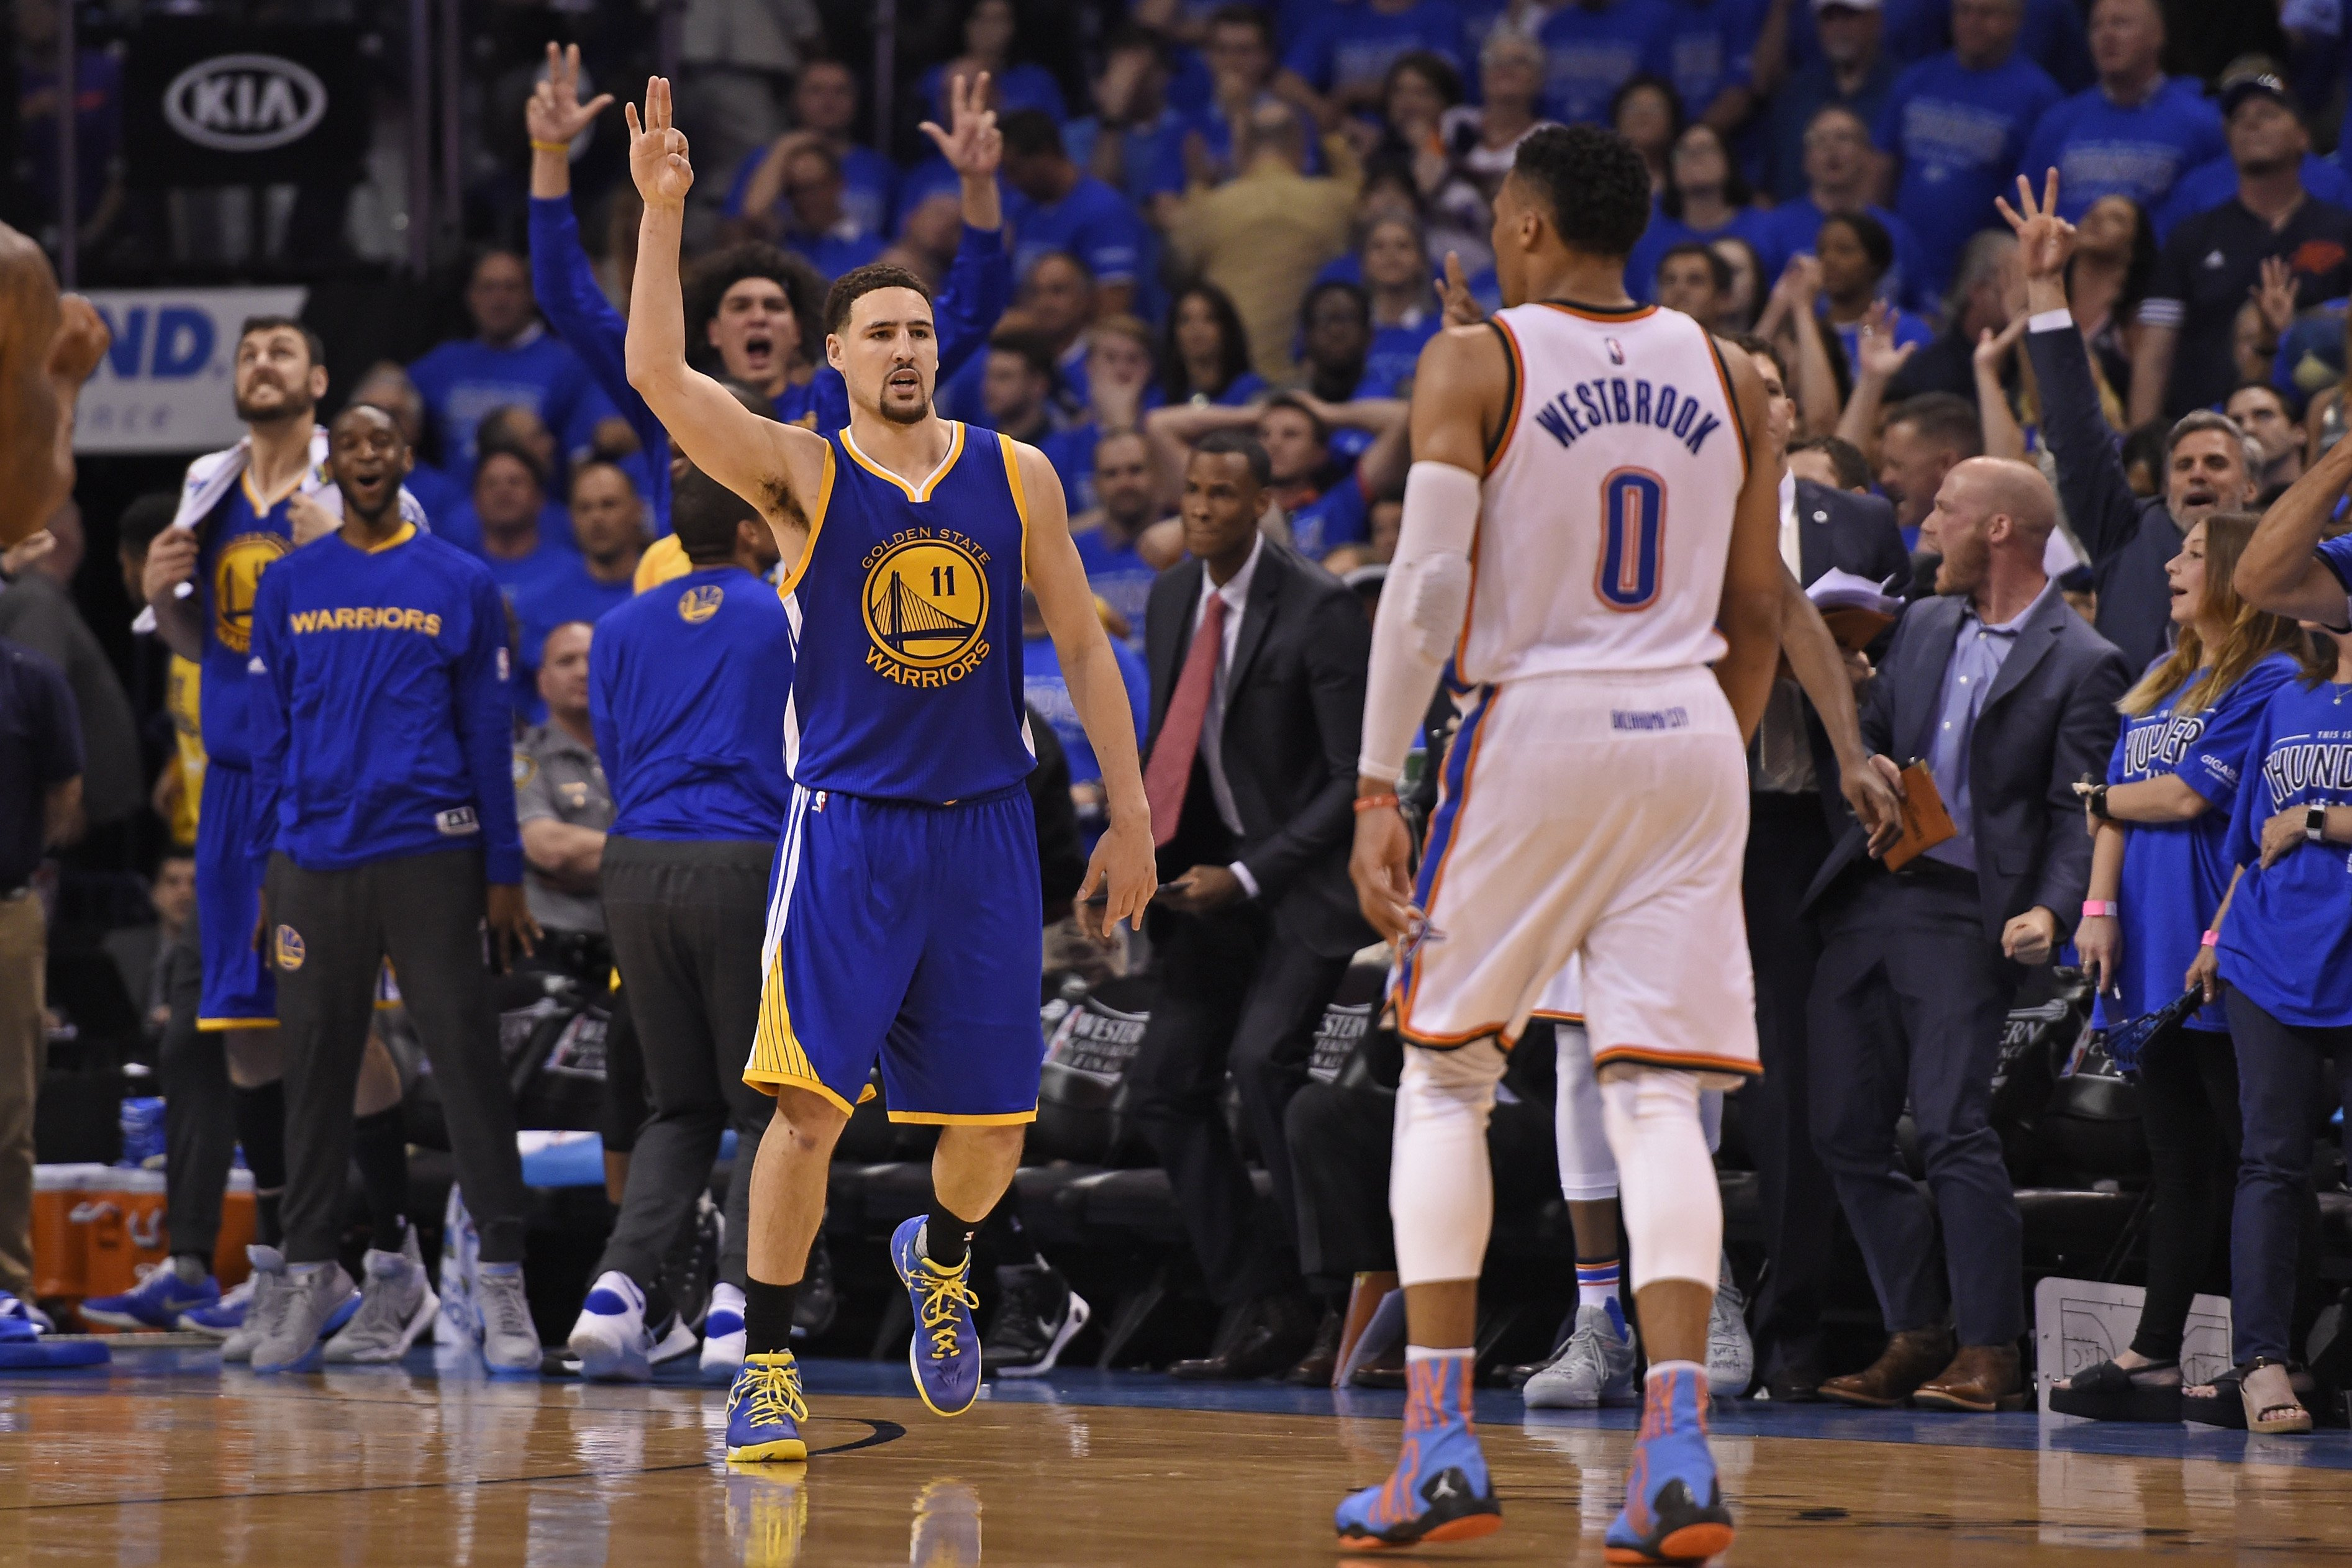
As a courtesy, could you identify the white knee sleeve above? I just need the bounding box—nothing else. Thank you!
[1598,1066,1721,1292]
[1554,1025,1620,1202]
[1700,1088,1723,1156]
[1390,1041,1504,1286]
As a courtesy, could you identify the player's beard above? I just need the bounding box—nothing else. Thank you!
[235,384,317,427]
[876,390,930,426]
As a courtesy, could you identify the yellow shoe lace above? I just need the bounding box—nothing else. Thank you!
[916,1258,980,1361]
[732,1353,809,1429]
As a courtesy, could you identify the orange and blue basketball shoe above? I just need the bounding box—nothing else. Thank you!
[725,1351,810,1462]
[890,1216,983,1416]
[1335,1351,1503,1549]
[1605,1362,1736,1565]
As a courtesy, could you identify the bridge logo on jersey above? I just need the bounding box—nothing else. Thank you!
[678,582,724,623]
[273,925,305,972]
[860,532,992,687]
[210,531,291,654]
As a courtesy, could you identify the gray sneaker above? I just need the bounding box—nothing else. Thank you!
[1523,1304,1640,1409]
[219,1246,287,1364]
[476,1264,542,1375]
[323,1226,439,1364]
[1706,1253,1755,1398]
[250,1261,356,1373]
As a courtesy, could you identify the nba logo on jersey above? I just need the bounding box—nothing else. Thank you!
[1606,337,1626,365]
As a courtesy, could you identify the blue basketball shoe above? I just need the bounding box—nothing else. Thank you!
[725,1351,810,1462]
[81,1262,217,1331]
[1335,1352,1502,1549]
[1605,1363,1736,1565]
[889,1216,981,1417]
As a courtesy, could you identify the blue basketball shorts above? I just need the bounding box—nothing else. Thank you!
[745,782,1046,1123]
[194,761,275,1030]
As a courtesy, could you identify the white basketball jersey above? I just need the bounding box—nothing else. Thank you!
[1458,302,1748,685]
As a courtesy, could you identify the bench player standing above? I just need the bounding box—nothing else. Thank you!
[619,78,1155,1463]
[1338,124,1786,1562]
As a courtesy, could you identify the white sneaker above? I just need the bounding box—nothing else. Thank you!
[1706,1254,1755,1398]
[220,1246,288,1364]
[476,1264,542,1375]
[701,1282,746,1379]
[570,1270,657,1382]
[252,1261,357,1373]
[324,1226,439,1364]
[1523,1304,1640,1409]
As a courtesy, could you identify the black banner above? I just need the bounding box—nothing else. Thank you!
[122,21,368,188]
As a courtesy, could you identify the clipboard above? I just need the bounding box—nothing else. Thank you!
[1882,761,1958,871]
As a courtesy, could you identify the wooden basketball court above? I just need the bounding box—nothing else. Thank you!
[6,1350,2350,1565]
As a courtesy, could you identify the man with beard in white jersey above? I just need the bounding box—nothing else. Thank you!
[1337,124,1786,1562]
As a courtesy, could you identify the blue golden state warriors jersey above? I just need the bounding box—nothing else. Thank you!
[195,476,299,769]
[785,423,1034,802]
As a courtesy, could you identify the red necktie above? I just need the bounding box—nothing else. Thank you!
[1145,591,1226,847]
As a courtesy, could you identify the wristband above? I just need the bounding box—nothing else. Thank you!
[1353,794,1402,813]
[2086,784,2110,820]
[530,138,571,154]
[2081,900,2117,918]
[2200,929,2220,948]
[2308,804,2330,844]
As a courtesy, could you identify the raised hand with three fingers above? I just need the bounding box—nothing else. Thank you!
[624,77,694,207]
[529,42,614,151]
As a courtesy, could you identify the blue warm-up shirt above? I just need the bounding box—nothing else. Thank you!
[2106,651,2295,1031]
[407,326,614,479]
[1876,52,2061,296]
[1540,0,1677,125]
[2017,77,2224,222]
[247,523,521,884]
[590,566,795,842]
[2218,671,2352,1028]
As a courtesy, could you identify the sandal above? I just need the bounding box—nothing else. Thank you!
[2047,1357,2182,1423]
[2181,1366,2247,1430]
[2241,1359,2314,1435]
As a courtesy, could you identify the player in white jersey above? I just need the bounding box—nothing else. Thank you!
[1332,125,1786,1562]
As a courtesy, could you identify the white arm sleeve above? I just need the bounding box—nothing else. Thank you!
[1358,460,1481,783]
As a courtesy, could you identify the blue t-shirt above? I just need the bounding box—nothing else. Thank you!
[1007,178,1151,290]
[407,327,611,479]
[482,537,579,645]
[785,224,886,283]
[2154,152,2352,242]
[591,566,795,842]
[1038,423,1101,517]
[1061,109,1190,206]
[247,524,521,882]
[401,464,463,538]
[2105,652,2296,1030]
[1876,52,2062,296]
[1539,0,1678,125]
[1829,303,1933,371]
[722,142,898,238]
[1626,201,1778,304]
[1289,471,1371,558]
[2218,671,2352,1027]
[1282,0,1468,97]
[1020,632,1148,792]
[918,60,1066,124]
[1669,0,1768,121]
[191,479,296,771]
[1367,312,1440,392]
[1787,0,2089,89]
[512,558,631,676]
[1751,197,1932,313]
[1074,524,1158,647]
[2017,78,2225,222]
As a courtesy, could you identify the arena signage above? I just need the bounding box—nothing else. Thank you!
[73,287,309,453]
[124,23,367,186]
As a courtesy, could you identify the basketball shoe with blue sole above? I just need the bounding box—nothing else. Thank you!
[1605,1364,1735,1566]
[889,1216,981,1417]
[725,1351,810,1462]
[1335,1354,1502,1550]
[81,1266,217,1331]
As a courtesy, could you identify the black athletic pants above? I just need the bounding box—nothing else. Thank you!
[268,848,528,1265]
[593,837,773,1292]
[2130,1026,2240,1362]
[158,912,237,1261]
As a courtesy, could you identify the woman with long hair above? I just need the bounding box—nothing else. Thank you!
[1158,283,1266,407]
[1814,211,1929,370]
[1609,73,1681,193]
[2058,512,2315,1424]
[2066,194,2154,409]
[1629,123,1773,302]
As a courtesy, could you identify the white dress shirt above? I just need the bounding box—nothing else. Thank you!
[1188,533,1264,898]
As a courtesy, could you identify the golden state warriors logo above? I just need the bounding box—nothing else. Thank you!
[274,925,306,972]
[678,582,724,623]
[211,532,291,654]
[860,529,991,687]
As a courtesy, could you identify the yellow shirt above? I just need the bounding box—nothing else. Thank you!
[166,653,206,846]
[633,535,691,594]
[1166,142,1361,383]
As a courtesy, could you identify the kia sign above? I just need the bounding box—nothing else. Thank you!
[125,22,366,187]
[163,54,329,152]
[73,288,309,453]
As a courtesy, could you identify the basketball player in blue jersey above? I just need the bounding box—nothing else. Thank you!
[622,78,1156,1462]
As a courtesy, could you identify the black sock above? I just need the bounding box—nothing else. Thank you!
[743,1278,799,1357]
[234,1081,288,1248]
[350,1107,411,1256]
[925,1199,976,1268]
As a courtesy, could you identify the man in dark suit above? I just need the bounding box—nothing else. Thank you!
[1729,336,1914,1398]
[1130,429,1373,1380]
[1806,456,2129,1414]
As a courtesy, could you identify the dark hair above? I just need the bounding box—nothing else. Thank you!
[117,492,179,556]
[1101,24,1171,68]
[1818,210,1894,282]
[1194,428,1271,489]
[1656,242,1733,297]
[474,443,546,491]
[1384,50,1463,112]
[238,314,326,370]
[999,109,1065,160]
[1886,392,1984,460]
[670,465,757,563]
[2066,195,2156,319]
[1513,125,1651,261]
[685,243,826,373]
[1301,278,1371,333]
[2120,418,2169,492]
[1723,330,1789,388]
[1161,283,1253,403]
[1658,123,1750,222]
[2228,379,2289,416]
[568,458,637,502]
[987,327,1058,381]
[1262,391,1331,446]
[824,263,935,335]
[1790,434,1873,492]
[1204,4,1274,48]
[1608,73,1684,140]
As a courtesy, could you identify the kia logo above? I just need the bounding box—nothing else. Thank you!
[162,53,327,152]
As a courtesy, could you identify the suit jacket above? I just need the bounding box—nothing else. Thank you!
[1144,540,1373,958]
[1787,479,1911,833]
[1804,585,2132,943]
